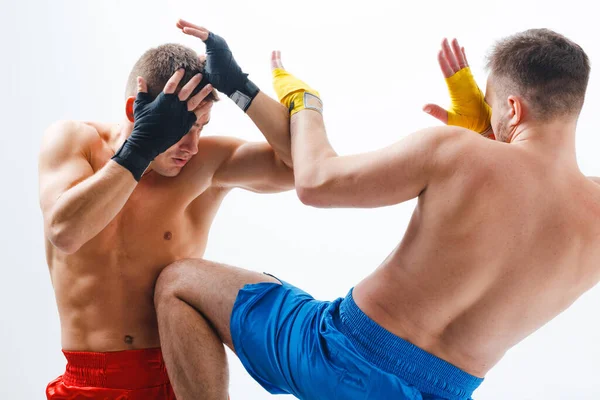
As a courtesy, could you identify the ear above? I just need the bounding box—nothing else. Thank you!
[125,96,135,122]
[507,95,523,128]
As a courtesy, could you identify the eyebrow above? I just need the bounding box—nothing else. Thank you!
[193,118,211,128]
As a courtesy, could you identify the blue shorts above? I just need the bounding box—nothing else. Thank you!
[230,276,483,400]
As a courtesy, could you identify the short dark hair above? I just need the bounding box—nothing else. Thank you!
[486,29,590,119]
[125,43,218,102]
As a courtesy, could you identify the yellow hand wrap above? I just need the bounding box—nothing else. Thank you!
[445,67,491,134]
[272,68,323,116]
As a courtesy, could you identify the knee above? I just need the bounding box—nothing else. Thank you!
[154,263,179,309]
[154,259,202,307]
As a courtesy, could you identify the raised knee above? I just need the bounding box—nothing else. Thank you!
[154,258,213,307]
[155,259,192,306]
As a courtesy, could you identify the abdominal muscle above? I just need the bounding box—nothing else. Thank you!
[47,215,210,352]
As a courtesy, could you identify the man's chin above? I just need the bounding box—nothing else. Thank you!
[167,168,183,177]
[153,167,182,178]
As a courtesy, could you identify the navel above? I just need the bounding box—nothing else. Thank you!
[164,231,172,240]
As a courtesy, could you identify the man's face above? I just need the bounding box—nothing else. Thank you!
[150,109,211,177]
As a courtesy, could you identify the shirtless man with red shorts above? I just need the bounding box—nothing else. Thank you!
[39,19,291,399]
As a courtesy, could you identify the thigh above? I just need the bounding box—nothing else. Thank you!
[155,258,279,350]
[231,289,423,400]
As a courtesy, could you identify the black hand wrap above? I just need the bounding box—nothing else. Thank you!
[204,32,259,111]
[112,92,197,181]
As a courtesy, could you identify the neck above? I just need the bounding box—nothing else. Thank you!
[508,117,578,165]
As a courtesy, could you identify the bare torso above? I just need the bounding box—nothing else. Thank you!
[45,122,230,351]
[354,139,600,377]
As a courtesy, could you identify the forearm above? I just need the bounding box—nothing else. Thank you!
[246,91,293,167]
[290,110,338,197]
[47,161,137,253]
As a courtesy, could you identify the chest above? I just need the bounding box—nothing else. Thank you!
[89,179,217,268]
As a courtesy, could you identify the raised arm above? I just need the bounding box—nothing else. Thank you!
[177,20,293,167]
[423,38,494,139]
[40,70,209,253]
[39,121,137,253]
[290,111,455,207]
[245,92,291,166]
[269,51,463,208]
[208,136,294,193]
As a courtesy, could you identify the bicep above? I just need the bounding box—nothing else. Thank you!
[302,127,457,208]
[212,140,294,193]
[38,122,95,219]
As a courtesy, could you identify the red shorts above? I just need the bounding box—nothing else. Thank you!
[46,348,176,399]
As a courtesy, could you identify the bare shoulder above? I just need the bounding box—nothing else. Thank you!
[416,126,493,171]
[38,121,103,214]
[179,135,246,182]
[197,135,245,154]
[412,125,481,151]
[43,120,102,144]
[192,135,246,165]
[40,120,103,161]
[589,177,600,185]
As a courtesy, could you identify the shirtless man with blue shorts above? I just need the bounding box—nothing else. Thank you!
[154,27,600,399]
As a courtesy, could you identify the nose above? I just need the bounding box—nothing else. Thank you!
[177,130,199,155]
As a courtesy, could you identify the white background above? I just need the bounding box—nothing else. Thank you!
[1,0,599,399]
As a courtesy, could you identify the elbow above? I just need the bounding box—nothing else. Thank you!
[296,185,323,206]
[295,168,332,208]
[46,222,82,254]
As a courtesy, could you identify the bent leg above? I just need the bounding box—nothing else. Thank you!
[154,258,279,400]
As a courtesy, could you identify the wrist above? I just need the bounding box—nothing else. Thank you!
[290,92,323,116]
[229,79,260,112]
[111,139,152,181]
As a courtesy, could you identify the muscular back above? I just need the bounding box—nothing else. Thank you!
[353,136,600,377]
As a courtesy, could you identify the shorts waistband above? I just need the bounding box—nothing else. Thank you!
[62,347,170,390]
[338,290,483,400]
